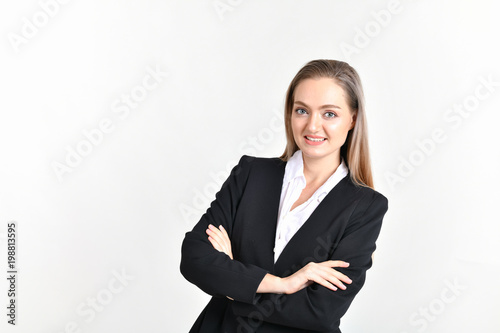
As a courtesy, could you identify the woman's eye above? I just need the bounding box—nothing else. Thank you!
[295,108,307,115]
[325,112,336,118]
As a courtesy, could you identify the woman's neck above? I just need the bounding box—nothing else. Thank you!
[301,152,341,187]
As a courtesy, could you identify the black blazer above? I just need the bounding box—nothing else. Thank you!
[180,154,388,332]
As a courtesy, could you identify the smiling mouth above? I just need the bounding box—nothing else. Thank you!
[305,136,326,142]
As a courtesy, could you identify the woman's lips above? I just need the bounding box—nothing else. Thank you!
[304,135,326,145]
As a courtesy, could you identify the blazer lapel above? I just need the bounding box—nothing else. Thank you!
[233,157,286,272]
[258,158,287,270]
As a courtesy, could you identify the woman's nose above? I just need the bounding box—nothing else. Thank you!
[307,112,322,131]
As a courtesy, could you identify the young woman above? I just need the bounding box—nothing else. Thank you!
[180,59,389,332]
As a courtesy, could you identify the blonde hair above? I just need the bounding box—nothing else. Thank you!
[279,59,374,188]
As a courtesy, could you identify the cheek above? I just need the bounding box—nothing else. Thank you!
[290,117,302,134]
[324,122,340,133]
[325,122,350,139]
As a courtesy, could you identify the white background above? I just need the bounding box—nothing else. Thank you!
[1,0,499,332]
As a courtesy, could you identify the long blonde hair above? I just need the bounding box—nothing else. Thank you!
[279,59,374,188]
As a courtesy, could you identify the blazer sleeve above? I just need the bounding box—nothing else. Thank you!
[180,155,269,304]
[231,191,389,331]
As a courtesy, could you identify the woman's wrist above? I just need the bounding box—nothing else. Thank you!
[257,273,288,294]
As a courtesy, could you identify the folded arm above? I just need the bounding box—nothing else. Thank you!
[207,224,352,294]
[180,155,269,304]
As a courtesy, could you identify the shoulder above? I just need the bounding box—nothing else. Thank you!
[237,155,286,173]
[341,174,389,218]
[239,154,285,166]
[228,155,285,186]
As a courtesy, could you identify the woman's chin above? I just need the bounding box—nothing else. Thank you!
[301,149,327,159]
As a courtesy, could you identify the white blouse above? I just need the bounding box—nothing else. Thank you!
[274,150,349,262]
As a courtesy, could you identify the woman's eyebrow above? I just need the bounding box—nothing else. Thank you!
[294,100,342,110]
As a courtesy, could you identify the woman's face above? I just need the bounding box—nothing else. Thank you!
[291,77,355,164]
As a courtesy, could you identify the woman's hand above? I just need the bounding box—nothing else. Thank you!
[206,224,233,260]
[205,224,351,294]
[282,260,352,294]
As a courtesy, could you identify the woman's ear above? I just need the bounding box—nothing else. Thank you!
[350,113,357,130]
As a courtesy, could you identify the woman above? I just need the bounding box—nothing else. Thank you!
[180,59,389,332]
